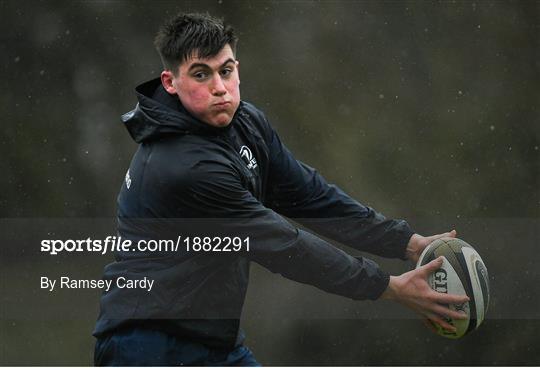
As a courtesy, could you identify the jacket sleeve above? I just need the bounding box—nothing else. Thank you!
[178,159,390,301]
[262,120,415,260]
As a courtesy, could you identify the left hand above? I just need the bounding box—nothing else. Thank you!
[405,229,457,263]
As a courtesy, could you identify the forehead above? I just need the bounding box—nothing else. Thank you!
[181,44,235,71]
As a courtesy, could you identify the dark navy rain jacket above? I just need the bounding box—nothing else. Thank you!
[93,78,415,349]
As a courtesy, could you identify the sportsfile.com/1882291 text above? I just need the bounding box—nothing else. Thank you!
[40,236,250,255]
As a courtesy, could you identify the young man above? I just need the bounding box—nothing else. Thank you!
[93,13,469,366]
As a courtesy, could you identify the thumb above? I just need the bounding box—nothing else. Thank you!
[421,256,444,276]
[429,229,457,241]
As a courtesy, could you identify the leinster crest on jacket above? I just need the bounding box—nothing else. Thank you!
[239,145,258,170]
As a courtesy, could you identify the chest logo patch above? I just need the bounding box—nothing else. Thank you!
[125,169,131,189]
[239,145,258,170]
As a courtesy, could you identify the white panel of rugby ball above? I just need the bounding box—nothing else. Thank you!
[416,237,490,338]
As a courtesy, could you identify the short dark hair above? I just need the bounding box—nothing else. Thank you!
[154,12,237,73]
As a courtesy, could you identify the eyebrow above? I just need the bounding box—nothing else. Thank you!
[188,58,236,72]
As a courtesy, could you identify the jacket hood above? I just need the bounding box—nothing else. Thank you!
[122,78,237,143]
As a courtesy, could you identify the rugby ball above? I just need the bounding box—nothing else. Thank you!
[416,237,490,339]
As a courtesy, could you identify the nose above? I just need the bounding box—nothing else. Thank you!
[211,75,227,96]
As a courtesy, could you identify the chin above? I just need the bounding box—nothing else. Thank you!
[210,119,232,128]
[208,112,234,127]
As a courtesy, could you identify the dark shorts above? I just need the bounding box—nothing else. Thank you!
[94,327,261,366]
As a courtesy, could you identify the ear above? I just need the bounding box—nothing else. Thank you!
[161,70,177,94]
[236,60,240,84]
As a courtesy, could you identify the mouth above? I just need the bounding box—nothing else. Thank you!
[213,101,231,108]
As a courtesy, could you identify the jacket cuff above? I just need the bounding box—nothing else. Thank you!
[396,223,416,261]
[351,256,391,301]
[368,269,391,300]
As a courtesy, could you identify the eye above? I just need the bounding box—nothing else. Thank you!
[220,67,233,77]
[193,71,208,80]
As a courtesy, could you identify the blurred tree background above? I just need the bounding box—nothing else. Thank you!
[1,0,538,365]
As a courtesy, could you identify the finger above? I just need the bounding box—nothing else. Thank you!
[420,256,444,276]
[422,318,438,333]
[427,313,457,333]
[429,230,457,241]
[431,303,469,320]
[434,292,470,305]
